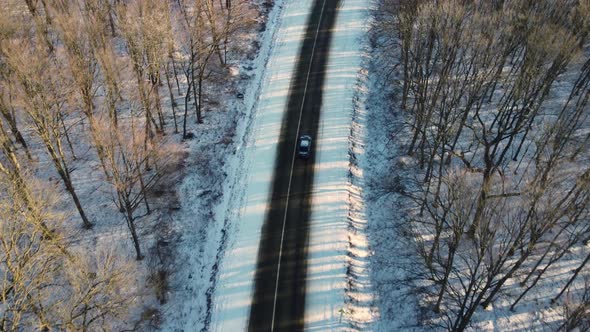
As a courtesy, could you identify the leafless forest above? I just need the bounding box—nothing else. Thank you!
[375,0,590,330]
[0,0,263,329]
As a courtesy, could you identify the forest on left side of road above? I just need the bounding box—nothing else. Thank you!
[0,0,266,330]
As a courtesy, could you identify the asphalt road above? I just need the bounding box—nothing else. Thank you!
[248,0,341,331]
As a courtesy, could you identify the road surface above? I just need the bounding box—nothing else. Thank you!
[248,0,341,330]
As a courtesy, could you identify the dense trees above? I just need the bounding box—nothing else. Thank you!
[0,0,259,328]
[0,0,256,250]
[0,171,134,330]
[376,0,590,330]
[2,35,93,229]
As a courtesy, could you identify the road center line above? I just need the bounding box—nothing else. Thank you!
[269,0,329,330]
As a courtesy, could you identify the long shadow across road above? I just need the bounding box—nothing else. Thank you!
[248,0,341,331]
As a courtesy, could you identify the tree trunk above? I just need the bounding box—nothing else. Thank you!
[61,170,93,229]
[197,75,203,124]
[60,113,77,160]
[124,202,143,261]
[165,62,179,133]
[183,80,192,139]
[171,55,181,93]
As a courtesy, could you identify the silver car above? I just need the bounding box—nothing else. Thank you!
[298,135,312,159]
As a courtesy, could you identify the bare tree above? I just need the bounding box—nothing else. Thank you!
[92,113,178,260]
[559,278,590,331]
[1,36,93,229]
[0,173,134,330]
[377,0,590,330]
[0,85,31,160]
[118,0,168,137]
[176,0,218,127]
[0,176,67,331]
[59,248,135,331]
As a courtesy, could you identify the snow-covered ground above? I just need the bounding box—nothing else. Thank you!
[304,0,375,330]
[362,5,590,331]
[359,42,423,331]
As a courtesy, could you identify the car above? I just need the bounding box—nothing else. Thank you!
[298,135,312,159]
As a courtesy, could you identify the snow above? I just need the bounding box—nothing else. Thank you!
[164,0,590,331]
[357,33,423,332]
[360,8,590,332]
[0,0,385,330]
[304,0,376,330]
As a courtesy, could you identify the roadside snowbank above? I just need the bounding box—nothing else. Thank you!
[304,0,376,330]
